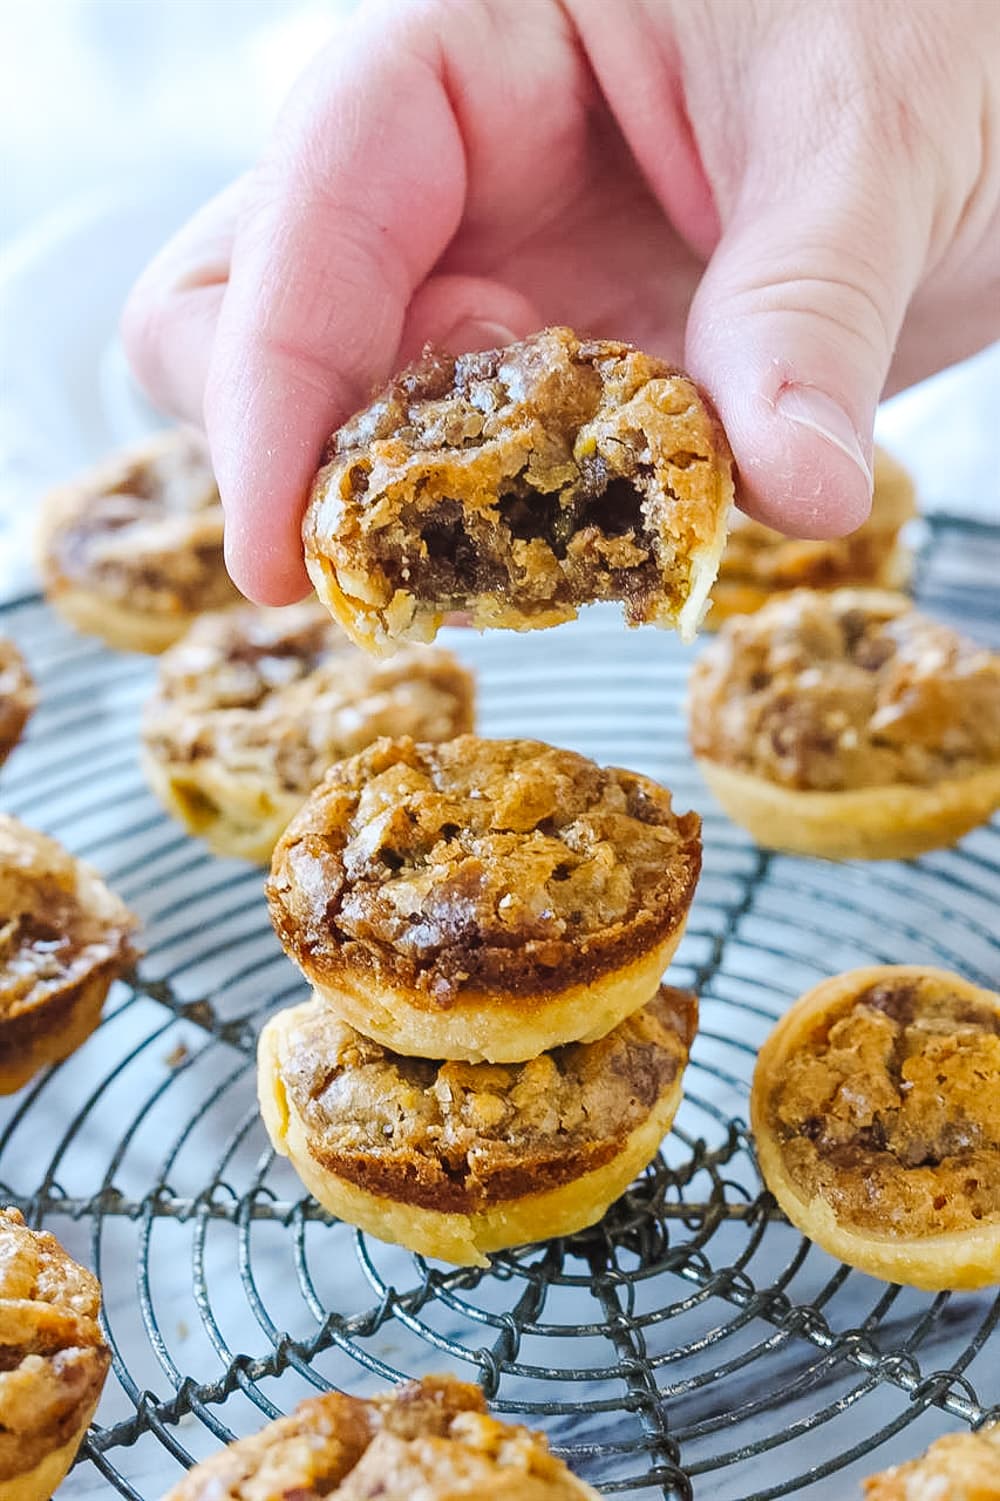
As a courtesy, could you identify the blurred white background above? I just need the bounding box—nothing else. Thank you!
[0,0,997,603]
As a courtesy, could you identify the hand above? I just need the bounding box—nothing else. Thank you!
[122,0,1000,604]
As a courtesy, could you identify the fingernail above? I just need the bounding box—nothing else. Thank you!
[775,385,874,491]
[442,319,518,355]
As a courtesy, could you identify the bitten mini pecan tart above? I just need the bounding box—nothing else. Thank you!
[751,966,1000,1290]
[267,735,701,1063]
[0,1208,110,1501]
[259,986,696,1266]
[864,1423,1000,1500]
[141,599,475,862]
[0,638,36,767]
[304,326,733,653]
[37,427,240,653]
[0,815,138,1093]
[710,445,917,625]
[162,1374,602,1500]
[688,588,1000,858]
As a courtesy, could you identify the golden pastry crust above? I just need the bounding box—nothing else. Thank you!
[304,327,733,653]
[864,1424,1000,1500]
[709,445,916,624]
[162,1374,602,1499]
[37,428,240,653]
[752,966,1000,1290]
[0,815,138,1093]
[268,735,701,1061]
[0,1208,110,1501]
[259,986,696,1265]
[689,589,1000,858]
[0,639,36,767]
[141,600,475,862]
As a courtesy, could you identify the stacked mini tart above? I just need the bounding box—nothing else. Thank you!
[260,735,701,1266]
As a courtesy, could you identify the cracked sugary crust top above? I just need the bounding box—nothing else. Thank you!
[0,1207,110,1483]
[0,635,36,765]
[38,428,239,614]
[0,814,138,1035]
[756,968,1000,1238]
[142,599,475,795]
[269,986,697,1213]
[304,327,733,646]
[268,735,701,1005]
[162,1375,601,1500]
[864,1423,1000,1500]
[689,589,1000,790]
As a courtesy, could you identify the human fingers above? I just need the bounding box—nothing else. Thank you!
[121,178,247,426]
[202,4,476,604]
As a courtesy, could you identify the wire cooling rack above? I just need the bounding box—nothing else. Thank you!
[0,513,997,1500]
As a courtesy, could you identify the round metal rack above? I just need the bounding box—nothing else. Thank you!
[1,514,997,1499]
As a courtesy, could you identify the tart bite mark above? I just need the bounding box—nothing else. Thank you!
[304,327,733,653]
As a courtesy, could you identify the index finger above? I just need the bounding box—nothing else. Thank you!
[206,6,466,603]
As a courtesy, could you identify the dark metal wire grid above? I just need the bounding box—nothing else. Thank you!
[0,514,997,1499]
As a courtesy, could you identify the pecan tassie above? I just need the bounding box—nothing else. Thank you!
[38,428,240,653]
[141,599,474,862]
[690,589,1000,792]
[162,1374,602,1499]
[0,1207,110,1500]
[304,327,733,652]
[0,637,36,767]
[0,815,138,1093]
[267,735,700,1062]
[259,987,696,1263]
[752,966,1000,1289]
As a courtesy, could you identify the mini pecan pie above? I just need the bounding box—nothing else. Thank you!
[260,985,696,1266]
[0,638,36,767]
[0,1207,110,1501]
[163,1374,601,1500]
[141,599,475,862]
[711,446,916,625]
[0,815,138,1093]
[864,1423,1000,1499]
[752,966,1000,1290]
[304,327,733,653]
[37,428,240,653]
[688,588,1000,858]
[267,736,701,1062]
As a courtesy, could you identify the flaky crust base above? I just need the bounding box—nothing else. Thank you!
[40,583,208,655]
[141,747,304,864]
[696,758,1000,860]
[0,971,112,1095]
[309,919,689,1063]
[260,1023,685,1267]
[0,1397,99,1501]
[751,966,1000,1291]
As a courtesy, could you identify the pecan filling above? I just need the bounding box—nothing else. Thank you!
[282,988,695,1213]
[770,978,1000,1235]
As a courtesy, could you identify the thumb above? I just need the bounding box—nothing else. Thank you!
[685,189,923,538]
